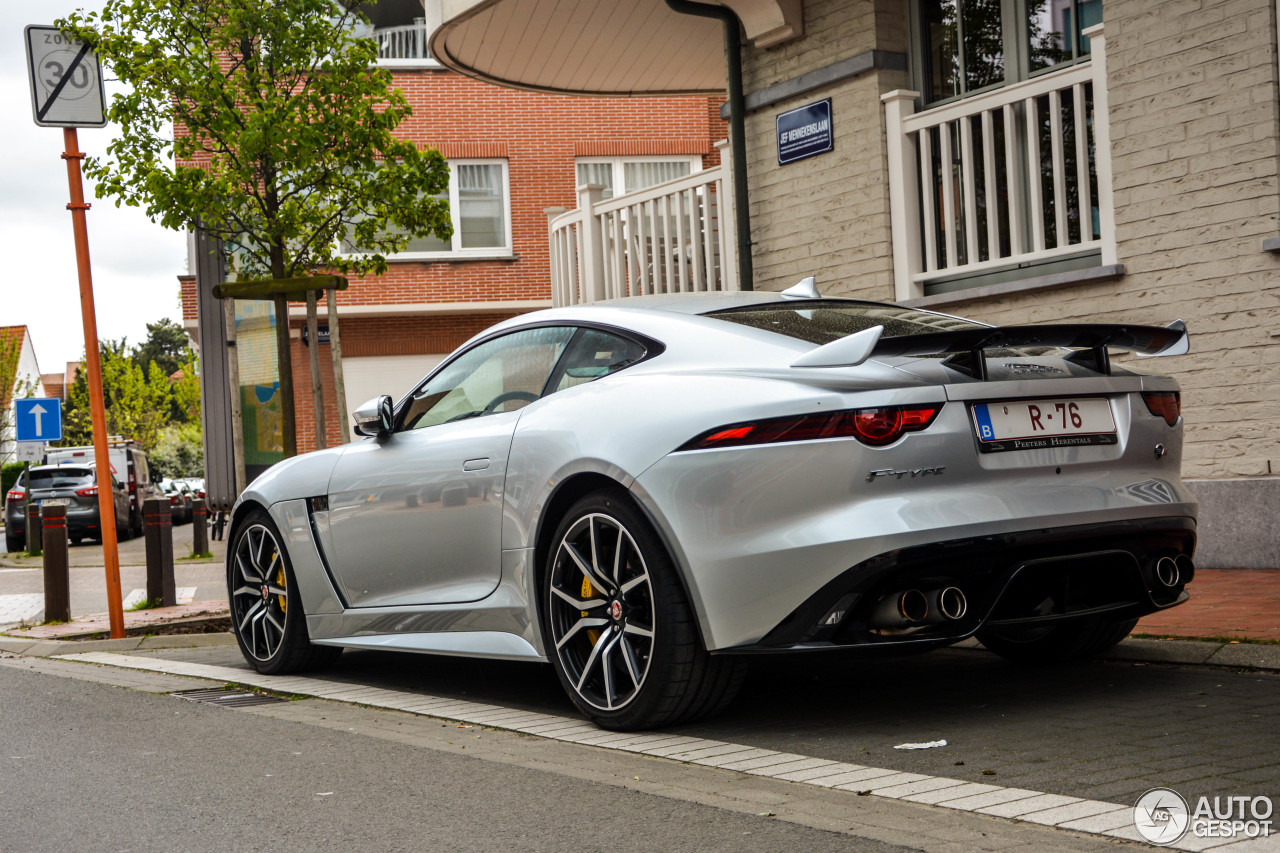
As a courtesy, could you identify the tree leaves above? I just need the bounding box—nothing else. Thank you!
[58,0,453,280]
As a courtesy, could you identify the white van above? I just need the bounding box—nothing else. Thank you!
[45,437,159,537]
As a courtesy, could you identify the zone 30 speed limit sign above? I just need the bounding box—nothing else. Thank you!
[25,24,107,128]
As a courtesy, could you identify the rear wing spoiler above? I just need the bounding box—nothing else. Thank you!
[792,320,1189,379]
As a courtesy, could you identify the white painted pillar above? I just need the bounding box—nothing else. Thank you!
[882,90,924,302]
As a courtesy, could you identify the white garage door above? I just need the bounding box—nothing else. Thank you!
[341,354,446,424]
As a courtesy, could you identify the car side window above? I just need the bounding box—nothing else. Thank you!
[549,328,648,393]
[400,327,576,431]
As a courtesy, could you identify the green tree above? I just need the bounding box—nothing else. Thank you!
[60,342,173,453]
[133,318,191,379]
[151,421,205,479]
[61,0,452,457]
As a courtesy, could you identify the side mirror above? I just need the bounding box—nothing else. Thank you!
[353,395,394,437]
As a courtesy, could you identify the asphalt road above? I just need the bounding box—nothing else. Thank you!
[0,663,917,853]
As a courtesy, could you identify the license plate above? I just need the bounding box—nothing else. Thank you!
[40,498,71,507]
[972,397,1117,453]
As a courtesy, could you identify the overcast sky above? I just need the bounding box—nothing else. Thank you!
[0,2,187,374]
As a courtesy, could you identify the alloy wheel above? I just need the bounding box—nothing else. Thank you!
[548,512,656,712]
[230,523,290,662]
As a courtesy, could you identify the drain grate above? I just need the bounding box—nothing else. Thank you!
[171,688,283,708]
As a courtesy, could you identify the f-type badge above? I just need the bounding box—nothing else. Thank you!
[866,467,946,483]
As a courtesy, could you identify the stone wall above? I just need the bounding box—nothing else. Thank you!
[739,0,909,298]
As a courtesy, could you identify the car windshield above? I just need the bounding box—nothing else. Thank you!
[28,468,95,489]
[704,301,983,345]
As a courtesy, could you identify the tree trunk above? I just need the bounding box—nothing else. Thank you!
[306,289,326,450]
[273,292,297,458]
[327,287,349,444]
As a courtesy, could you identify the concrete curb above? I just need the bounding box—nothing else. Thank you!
[3,632,1277,672]
[952,636,1280,672]
[0,632,235,657]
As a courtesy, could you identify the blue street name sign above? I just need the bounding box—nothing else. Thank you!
[776,99,833,165]
[15,397,62,443]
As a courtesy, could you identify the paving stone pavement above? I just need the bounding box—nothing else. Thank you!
[125,641,1280,810]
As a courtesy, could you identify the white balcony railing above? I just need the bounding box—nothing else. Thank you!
[883,23,1115,300]
[375,20,432,62]
[548,141,738,307]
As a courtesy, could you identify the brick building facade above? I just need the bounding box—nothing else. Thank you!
[183,61,726,457]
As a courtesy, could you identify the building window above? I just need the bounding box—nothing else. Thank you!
[918,0,1100,104]
[575,157,701,200]
[342,159,511,260]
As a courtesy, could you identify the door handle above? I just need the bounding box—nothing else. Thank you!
[462,458,490,471]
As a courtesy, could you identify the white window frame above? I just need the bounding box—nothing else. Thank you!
[344,158,513,262]
[574,156,703,199]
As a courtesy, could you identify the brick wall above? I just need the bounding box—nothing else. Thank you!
[336,71,727,312]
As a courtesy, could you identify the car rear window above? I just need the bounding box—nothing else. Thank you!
[704,301,982,345]
[29,468,95,488]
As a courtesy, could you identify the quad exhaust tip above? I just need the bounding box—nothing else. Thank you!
[936,586,968,621]
[898,589,929,623]
[1154,556,1181,588]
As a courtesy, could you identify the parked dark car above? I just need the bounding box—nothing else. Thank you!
[161,480,194,524]
[4,465,132,550]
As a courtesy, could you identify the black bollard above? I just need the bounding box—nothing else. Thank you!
[192,499,209,555]
[26,503,43,557]
[143,497,176,607]
[41,504,70,623]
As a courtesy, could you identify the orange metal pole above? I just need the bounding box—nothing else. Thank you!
[61,127,125,639]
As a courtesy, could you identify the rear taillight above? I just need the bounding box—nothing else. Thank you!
[679,405,943,451]
[76,486,98,497]
[1141,391,1181,426]
[169,495,180,505]
[5,489,23,502]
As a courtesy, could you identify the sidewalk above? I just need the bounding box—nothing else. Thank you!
[1135,568,1280,642]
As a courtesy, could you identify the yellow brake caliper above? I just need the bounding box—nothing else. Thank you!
[276,559,287,614]
[582,576,599,646]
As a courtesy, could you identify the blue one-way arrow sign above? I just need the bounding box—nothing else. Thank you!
[15,397,62,442]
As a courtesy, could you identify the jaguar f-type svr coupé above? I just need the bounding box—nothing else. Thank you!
[226,283,1196,730]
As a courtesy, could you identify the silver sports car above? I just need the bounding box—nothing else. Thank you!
[226,282,1197,730]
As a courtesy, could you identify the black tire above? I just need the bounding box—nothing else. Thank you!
[978,616,1138,664]
[5,530,21,554]
[70,535,83,546]
[130,510,143,539]
[228,509,342,674]
[542,489,745,730]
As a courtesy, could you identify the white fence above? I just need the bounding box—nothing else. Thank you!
[548,142,738,307]
[883,23,1115,300]
[376,20,432,61]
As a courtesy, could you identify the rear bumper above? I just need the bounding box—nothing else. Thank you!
[732,516,1194,653]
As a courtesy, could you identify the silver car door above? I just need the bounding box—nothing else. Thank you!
[323,326,576,608]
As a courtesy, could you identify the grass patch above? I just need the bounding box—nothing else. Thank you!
[223,681,309,701]
[178,551,215,561]
[1131,632,1280,646]
[128,597,163,612]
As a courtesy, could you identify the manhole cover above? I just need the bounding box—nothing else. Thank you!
[171,688,282,708]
